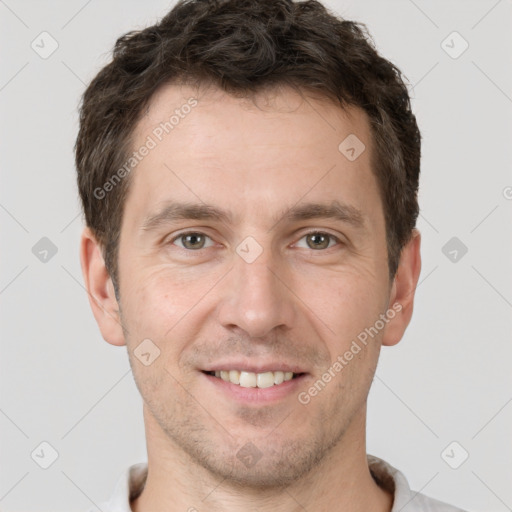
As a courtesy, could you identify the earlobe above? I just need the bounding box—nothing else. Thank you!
[381,229,422,347]
[79,227,126,346]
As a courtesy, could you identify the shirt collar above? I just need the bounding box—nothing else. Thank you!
[98,455,457,512]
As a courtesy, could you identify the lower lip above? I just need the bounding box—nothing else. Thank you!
[202,372,307,404]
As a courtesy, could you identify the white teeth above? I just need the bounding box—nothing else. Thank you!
[274,371,284,385]
[210,370,297,388]
[229,370,240,384]
[239,371,257,387]
[256,372,275,388]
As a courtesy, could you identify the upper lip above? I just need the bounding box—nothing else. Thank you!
[201,361,307,374]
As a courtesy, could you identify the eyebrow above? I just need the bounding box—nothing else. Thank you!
[140,200,366,232]
[141,202,233,232]
[275,200,365,231]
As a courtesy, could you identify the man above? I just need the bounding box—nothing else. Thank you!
[77,0,466,510]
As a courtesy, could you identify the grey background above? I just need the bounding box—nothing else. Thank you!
[1,0,511,511]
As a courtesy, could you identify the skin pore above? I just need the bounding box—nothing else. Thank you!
[80,83,421,512]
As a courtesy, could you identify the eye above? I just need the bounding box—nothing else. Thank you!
[295,231,341,250]
[170,231,215,250]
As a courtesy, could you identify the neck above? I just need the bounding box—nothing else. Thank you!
[131,405,393,512]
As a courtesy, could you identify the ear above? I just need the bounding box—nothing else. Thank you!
[80,227,126,346]
[381,229,422,347]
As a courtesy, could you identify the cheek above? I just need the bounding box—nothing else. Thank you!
[124,266,196,327]
[304,266,388,346]
[121,265,222,366]
[122,275,191,403]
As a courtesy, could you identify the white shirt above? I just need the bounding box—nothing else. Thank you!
[89,455,467,511]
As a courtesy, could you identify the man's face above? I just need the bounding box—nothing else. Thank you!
[116,84,394,486]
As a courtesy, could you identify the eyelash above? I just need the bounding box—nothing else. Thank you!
[168,230,342,252]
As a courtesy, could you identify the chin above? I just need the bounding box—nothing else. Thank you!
[170,423,343,491]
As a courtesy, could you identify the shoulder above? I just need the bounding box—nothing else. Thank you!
[404,491,469,512]
[367,454,469,512]
[84,462,148,512]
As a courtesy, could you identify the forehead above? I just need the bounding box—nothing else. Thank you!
[125,82,382,231]
[137,82,370,155]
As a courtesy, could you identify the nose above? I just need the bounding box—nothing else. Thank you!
[215,246,296,339]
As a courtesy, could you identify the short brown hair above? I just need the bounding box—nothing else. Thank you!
[75,0,420,293]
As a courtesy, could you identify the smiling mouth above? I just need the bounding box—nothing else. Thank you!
[203,370,305,388]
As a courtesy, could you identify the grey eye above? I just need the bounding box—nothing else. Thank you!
[173,232,213,250]
[296,232,338,250]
